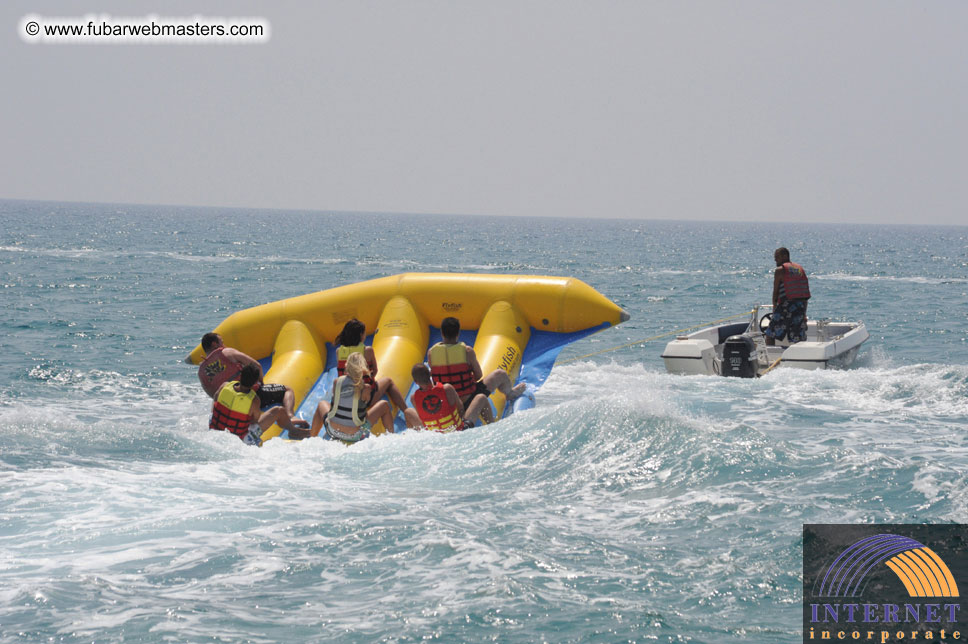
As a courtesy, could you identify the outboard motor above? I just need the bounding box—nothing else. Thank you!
[721,334,757,378]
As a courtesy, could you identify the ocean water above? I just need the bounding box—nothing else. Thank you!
[1,199,966,643]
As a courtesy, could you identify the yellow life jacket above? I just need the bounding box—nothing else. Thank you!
[209,381,256,438]
[336,343,365,376]
[428,342,476,398]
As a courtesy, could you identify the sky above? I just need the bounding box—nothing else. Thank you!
[1,1,966,225]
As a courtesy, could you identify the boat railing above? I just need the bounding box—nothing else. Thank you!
[815,318,830,342]
[748,304,774,335]
[748,305,760,333]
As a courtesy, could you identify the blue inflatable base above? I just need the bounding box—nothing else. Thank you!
[264,322,608,439]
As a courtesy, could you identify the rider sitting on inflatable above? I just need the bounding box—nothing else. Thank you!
[310,353,398,443]
[334,318,416,420]
[210,364,311,445]
[410,363,490,432]
[427,317,526,423]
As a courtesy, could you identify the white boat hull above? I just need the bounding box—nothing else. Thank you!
[662,306,869,377]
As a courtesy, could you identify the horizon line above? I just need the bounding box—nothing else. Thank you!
[1,196,965,229]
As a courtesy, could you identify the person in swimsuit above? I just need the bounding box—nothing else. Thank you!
[332,319,417,420]
[410,363,490,431]
[310,353,412,442]
[197,332,305,424]
[426,317,526,423]
[210,364,311,445]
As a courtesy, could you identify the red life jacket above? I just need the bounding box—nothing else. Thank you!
[428,342,476,398]
[413,383,463,432]
[780,262,811,301]
[209,381,256,439]
[198,347,243,396]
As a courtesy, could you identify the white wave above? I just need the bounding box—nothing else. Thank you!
[24,366,198,404]
[647,268,756,276]
[0,245,98,259]
[763,363,968,422]
[815,272,968,285]
[0,244,565,275]
[0,245,353,267]
[3,359,965,642]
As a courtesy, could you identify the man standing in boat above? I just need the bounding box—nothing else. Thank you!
[765,247,811,346]
[427,317,527,423]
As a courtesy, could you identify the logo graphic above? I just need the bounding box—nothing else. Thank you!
[204,359,226,379]
[498,345,519,372]
[442,302,462,312]
[803,525,965,644]
[817,534,960,599]
[421,394,443,415]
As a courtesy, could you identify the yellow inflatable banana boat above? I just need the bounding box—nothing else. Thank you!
[187,273,628,441]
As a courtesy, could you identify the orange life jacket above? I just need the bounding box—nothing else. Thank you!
[413,383,462,432]
[428,342,476,398]
[209,381,256,439]
[780,262,811,301]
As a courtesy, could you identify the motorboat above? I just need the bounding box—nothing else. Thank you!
[661,305,868,377]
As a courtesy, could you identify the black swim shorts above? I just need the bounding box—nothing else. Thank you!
[256,383,287,408]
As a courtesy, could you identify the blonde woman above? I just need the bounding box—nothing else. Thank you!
[333,318,414,417]
[310,352,394,443]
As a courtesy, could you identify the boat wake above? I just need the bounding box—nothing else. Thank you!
[3,358,968,642]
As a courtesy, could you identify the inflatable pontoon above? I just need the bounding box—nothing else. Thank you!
[188,273,629,441]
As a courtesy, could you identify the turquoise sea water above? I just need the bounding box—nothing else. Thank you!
[1,199,967,643]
